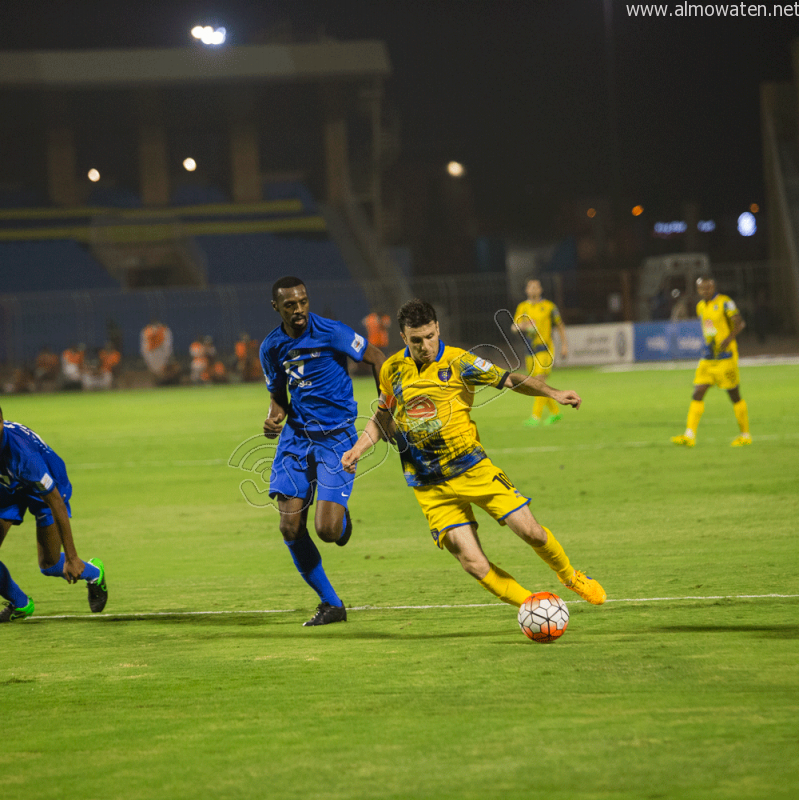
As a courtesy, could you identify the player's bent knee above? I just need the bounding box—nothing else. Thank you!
[315,525,340,544]
[278,519,305,541]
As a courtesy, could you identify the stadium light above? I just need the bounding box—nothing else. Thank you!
[447,161,465,177]
[87,169,100,182]
[587,208,597,218]
[183,158,197,172]
[737,212,756,237]
[191,25,226,46]
[631,205,644,216]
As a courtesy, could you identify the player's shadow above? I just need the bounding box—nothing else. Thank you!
[29,613,513,641]
[653,623,799,638]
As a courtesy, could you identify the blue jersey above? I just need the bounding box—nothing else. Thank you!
[0,421,71,498]
[260,312,367,432]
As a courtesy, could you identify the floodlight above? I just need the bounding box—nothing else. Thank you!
[447,161,465,177]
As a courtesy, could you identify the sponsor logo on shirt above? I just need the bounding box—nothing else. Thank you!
[472,357,492,372]
[406,395,437,421]
[351,334,365,353]
[37,473,54,492]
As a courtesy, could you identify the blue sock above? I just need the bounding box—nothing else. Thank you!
[41,553,67,578]
[285,531,342,607]
[41,554,100,582]
[80,561,100,582]
[0,561,30,608]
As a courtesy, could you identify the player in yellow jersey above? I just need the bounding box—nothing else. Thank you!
[513,279,568,426]
[672,277,751,447]
[341,299,606,611]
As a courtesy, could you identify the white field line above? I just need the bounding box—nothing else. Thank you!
[28,593,799,621]
[600,355,799,372]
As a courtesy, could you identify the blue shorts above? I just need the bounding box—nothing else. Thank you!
[0,483,73,528]
[269,425,356,507]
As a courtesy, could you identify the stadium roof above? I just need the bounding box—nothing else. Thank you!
[0,41,391,88]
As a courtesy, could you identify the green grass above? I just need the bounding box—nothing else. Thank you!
[2,364,798,800]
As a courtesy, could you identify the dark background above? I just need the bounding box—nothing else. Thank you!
[2,0,798,237]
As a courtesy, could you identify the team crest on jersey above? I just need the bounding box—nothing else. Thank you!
[437,367,452,382]
[406,395,437,421]
[351,334,365,353]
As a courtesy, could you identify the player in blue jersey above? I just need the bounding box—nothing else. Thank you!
[0,407,107,622]
[260,276,386,626]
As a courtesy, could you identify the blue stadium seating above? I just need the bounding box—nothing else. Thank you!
[0,241,120,292]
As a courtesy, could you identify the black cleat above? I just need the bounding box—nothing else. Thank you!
[0,596,34,622]
[87,558,108,613]
[303,602,347,627]
[336,508,353,547]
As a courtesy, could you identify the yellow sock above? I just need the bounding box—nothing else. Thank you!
[479,563,531,608]
[531,527,574,584]
[733,399,749,434]
[685,400,704,438]
[546,398,559,416]
[532,397,546,419]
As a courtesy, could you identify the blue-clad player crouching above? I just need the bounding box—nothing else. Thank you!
[0,407,107,622]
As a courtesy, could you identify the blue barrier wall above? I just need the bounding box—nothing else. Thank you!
[634,321,704,361]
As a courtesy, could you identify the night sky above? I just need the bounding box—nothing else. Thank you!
[3,0,799,225]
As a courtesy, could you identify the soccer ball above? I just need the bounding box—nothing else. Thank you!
[517,592,569,643]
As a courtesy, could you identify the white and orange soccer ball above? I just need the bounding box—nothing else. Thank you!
[517,592,569,643]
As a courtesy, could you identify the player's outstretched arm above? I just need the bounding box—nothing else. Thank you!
[42,488,84,583]
[361,343,387,394]
[501,372,581,410]
[342,408,394,473]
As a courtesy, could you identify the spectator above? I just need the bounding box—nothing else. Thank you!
[190,335,208,384]
[60,344,85,391]
[234,333,261,382]
[140,319,173,383]
[98,342,122,389]
[34,347,60,391]
[362,311,391,349]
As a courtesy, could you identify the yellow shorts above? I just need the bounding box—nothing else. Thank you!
[526,354,552,378]
[412,457,530,549]
[693,357,740,390]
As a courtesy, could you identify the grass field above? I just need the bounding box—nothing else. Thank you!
[2,364,798,800]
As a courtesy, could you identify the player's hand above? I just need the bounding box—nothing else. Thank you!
[554,389,581,410]
[263,412,285,439]
[560,344,569,359]
[64,555,84,584]
[341,449,359,474]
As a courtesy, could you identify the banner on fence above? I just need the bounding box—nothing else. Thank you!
[556,323,634,366]
[633,321,704,362]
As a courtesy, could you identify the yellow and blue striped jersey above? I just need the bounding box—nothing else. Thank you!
[513,299,562,354]
[379,341,508,487]
[697,294,739,360]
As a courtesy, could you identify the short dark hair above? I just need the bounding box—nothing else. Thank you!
[272,276,305,302]
[397,299,437,332]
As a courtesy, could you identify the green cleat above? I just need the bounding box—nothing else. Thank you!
[523,417,541,427]
[0,596,34,623]
[544,413,563,425]
[87,558,108,613]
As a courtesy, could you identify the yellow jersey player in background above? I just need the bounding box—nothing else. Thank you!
[513,278,569,426]
[342,299,605,613]
[672,276,751,447]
